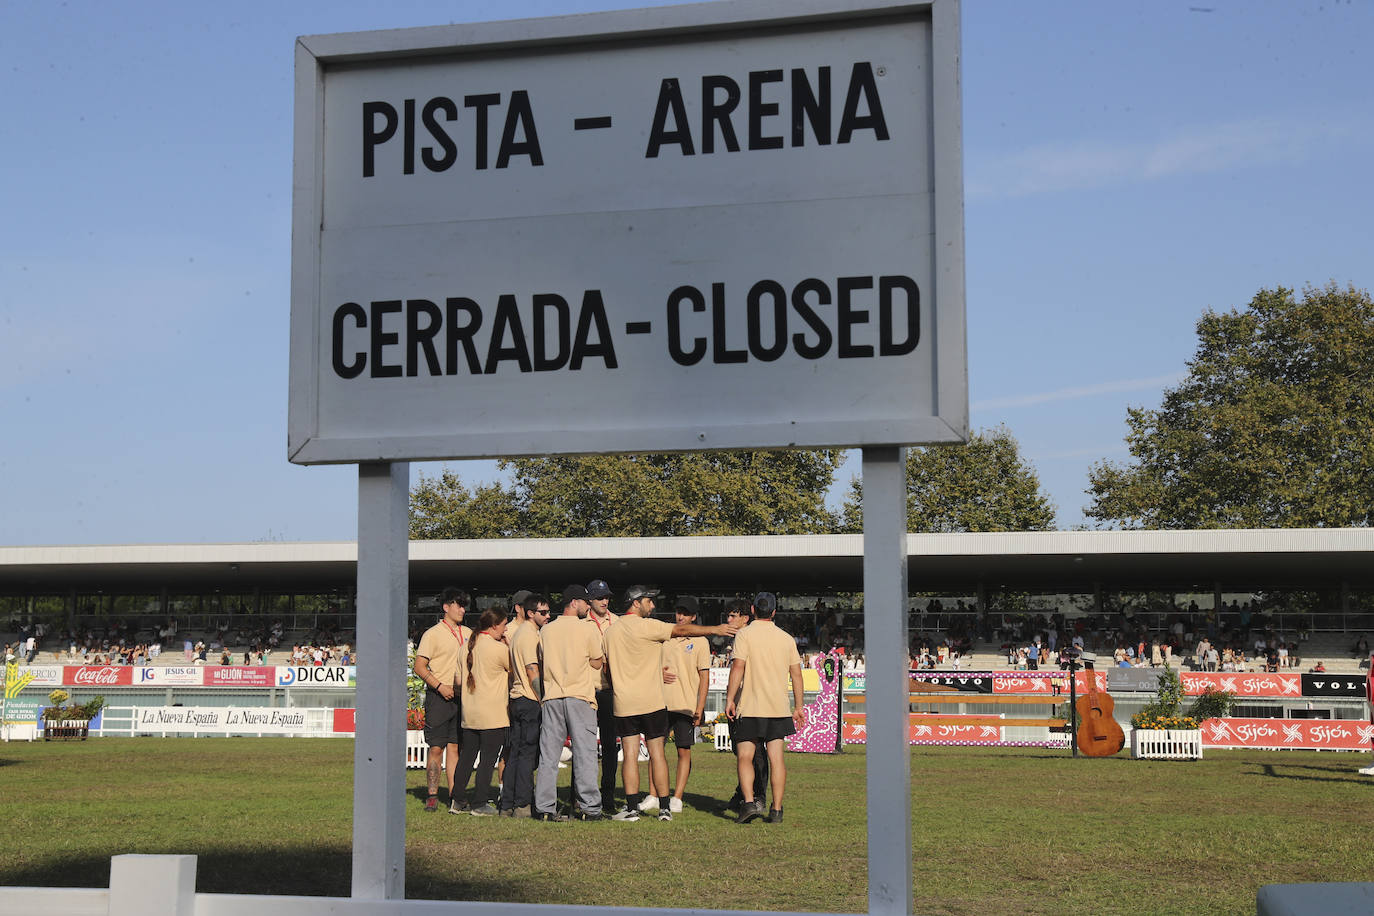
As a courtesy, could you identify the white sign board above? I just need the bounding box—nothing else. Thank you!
[289,0,965,463]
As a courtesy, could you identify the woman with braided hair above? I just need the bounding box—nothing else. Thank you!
[448,608,511,816]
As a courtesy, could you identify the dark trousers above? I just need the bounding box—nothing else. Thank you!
[499,697,541,810]
[452,726,509,807]
[730,719,769,803]
[595,688,619,809]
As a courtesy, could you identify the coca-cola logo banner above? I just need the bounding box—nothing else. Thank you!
[1203,717,1374,751]
[63,666,133,687]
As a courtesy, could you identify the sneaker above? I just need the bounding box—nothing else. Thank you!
[610,806,641,822]
[765,807,783,824]
[669,797,683,814]
[735,800,766,824]
[449,799,469,815]
[636,796,659,813]
[512,805,532,818]
[573,811,603,821]
[468,804,498,817]
[658,808,672,822]
[424,796,439,813]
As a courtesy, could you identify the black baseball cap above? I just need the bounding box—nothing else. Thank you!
[562,584,589,606]
[624,584,660,604]
[674,595,700,617]
[753,592,778,615]
[587,579,612,599]
[511,589,534,609]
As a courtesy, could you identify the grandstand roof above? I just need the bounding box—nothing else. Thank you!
[1,528,1372,594]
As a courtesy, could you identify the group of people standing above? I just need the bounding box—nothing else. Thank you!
[412,582,804,824]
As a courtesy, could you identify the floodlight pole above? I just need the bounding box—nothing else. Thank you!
[353,462,410,900]
[862,447,912,916]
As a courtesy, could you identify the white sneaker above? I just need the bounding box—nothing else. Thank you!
[669,797,683,814]
[636,796,659,813]
[610,806,641,822]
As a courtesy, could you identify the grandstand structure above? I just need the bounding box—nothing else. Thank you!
[3,528,1372,651]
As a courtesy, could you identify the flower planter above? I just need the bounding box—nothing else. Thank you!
[1131,728,1202,760]
[43,719,91,741]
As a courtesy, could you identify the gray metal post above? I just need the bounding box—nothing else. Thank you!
[862,446,911,916]
[353,462,410,900]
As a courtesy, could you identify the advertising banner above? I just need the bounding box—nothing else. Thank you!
[1202,717,1374,751]
[1180,672,1300,698]
[204,667,276,688]
[63,666,133,687]
[332,708,356,733]
[909,673,993,694]
[134,666,203,686]
[275,666,356,687]
[132,706,314,734]
[843,712,1005,745]
[992,671,1105,695]
[1299,673,1367,699]
[16,665,64,687]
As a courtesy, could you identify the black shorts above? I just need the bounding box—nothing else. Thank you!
[667,711,697,747]
[423,689,461,747]
[615,707,669,739]
[732,716,795,744]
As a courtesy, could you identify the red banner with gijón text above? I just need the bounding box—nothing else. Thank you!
[844,713,1007,745]
[1202,717,1374,751]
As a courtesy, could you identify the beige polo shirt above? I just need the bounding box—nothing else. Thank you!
[587,611,619,691]
[509,621,541,701]
[661,635,711,716]
[604,614,676,717]
[415,620,472,689]
[460,633,511,730]
[539,614,604,707]
[732,619,801,719]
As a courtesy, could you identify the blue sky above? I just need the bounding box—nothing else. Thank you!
[1,0,1369,545]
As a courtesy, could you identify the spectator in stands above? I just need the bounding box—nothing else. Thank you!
[1311,660,1326,673]
[1353,635,1369,658]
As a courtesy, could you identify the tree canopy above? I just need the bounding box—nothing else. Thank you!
[1086,283,1374,529]
[839,426,1057,533]
[410,450,843,538]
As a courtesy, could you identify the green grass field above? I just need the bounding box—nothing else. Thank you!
[1,738,1372,914]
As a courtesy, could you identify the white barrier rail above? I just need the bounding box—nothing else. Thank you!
[0,854,839,916]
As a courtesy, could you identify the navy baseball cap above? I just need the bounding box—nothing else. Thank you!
[674,595,700,617]
[587,579,612,599]
[753,592,778,615]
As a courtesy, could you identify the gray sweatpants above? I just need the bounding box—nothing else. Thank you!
[535,696,602,816]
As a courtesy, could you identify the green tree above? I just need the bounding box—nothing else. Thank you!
[1087,283,1374,528]
[839,426,1056,532]
[409,450,842,538]
[409,470,519,539]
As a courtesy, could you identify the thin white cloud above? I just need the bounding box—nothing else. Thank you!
[973,372,1184,410]
[969,116,1363,199]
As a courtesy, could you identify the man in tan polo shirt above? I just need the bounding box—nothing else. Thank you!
[585,577,620,812]
[412,587,473,812]
[603,585,737,822]
[534,584,605,821]
[499,593,549,817]
[725,591,804,824]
